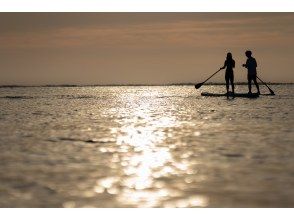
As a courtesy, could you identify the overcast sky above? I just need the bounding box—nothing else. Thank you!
[0,13,293,85]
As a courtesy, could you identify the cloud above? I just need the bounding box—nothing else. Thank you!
[0,13,293,84]
[0,13,293,51]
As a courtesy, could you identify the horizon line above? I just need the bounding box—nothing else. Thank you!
[0,82,293,88]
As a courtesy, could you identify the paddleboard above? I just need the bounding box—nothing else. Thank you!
[201,92,259,98]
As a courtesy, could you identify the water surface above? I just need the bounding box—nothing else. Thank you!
[0,85,293,207]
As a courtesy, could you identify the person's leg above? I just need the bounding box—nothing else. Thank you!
[248,74,252,93]
[253,76,260,94]
[226,80,229,94]
[231,74,235,94]
[225,74,229,94]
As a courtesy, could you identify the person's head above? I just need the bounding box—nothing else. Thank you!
[245,50,252,58]
[226,52,232,60]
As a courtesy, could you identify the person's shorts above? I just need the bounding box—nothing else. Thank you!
[247,73,257,81]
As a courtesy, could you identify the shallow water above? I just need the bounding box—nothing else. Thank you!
[0,85,293,207]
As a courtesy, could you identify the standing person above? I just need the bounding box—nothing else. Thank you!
[220,52,235,96]
[242,50,260,94]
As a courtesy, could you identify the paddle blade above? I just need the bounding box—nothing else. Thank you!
[195,83,203,89]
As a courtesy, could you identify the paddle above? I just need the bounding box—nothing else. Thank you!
[256,76,275,95]
[195,68,222,89]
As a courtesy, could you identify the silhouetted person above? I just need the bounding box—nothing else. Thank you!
[242,50,260,94]
[220,52,235,96]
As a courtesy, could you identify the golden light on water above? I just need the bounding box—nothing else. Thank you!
[92,90,209,207]
[116,111,176,207]
[1,83,292,208]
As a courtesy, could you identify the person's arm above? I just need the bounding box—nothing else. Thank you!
[220,61,226,70]
[242,60,248,68]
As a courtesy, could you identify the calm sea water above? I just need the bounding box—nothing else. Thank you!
[0,85,293,207]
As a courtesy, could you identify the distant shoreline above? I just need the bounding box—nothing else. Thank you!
[0,82,293,88]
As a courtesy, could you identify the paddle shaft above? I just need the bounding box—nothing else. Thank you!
[202,69,221,84]
[256,76,275,95]
[195,68,222,89]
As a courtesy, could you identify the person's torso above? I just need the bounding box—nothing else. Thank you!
[225,59,235,71]
[246,57,257,74]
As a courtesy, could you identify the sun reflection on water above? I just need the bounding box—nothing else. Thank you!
[115,111,177,206]
[93,90,208,207]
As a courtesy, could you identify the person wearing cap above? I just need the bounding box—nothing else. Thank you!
[242,50,260,94]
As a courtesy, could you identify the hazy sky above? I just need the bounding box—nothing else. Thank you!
[0,13,293,85]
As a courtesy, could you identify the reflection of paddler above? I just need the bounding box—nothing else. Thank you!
[242,50,260,94]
